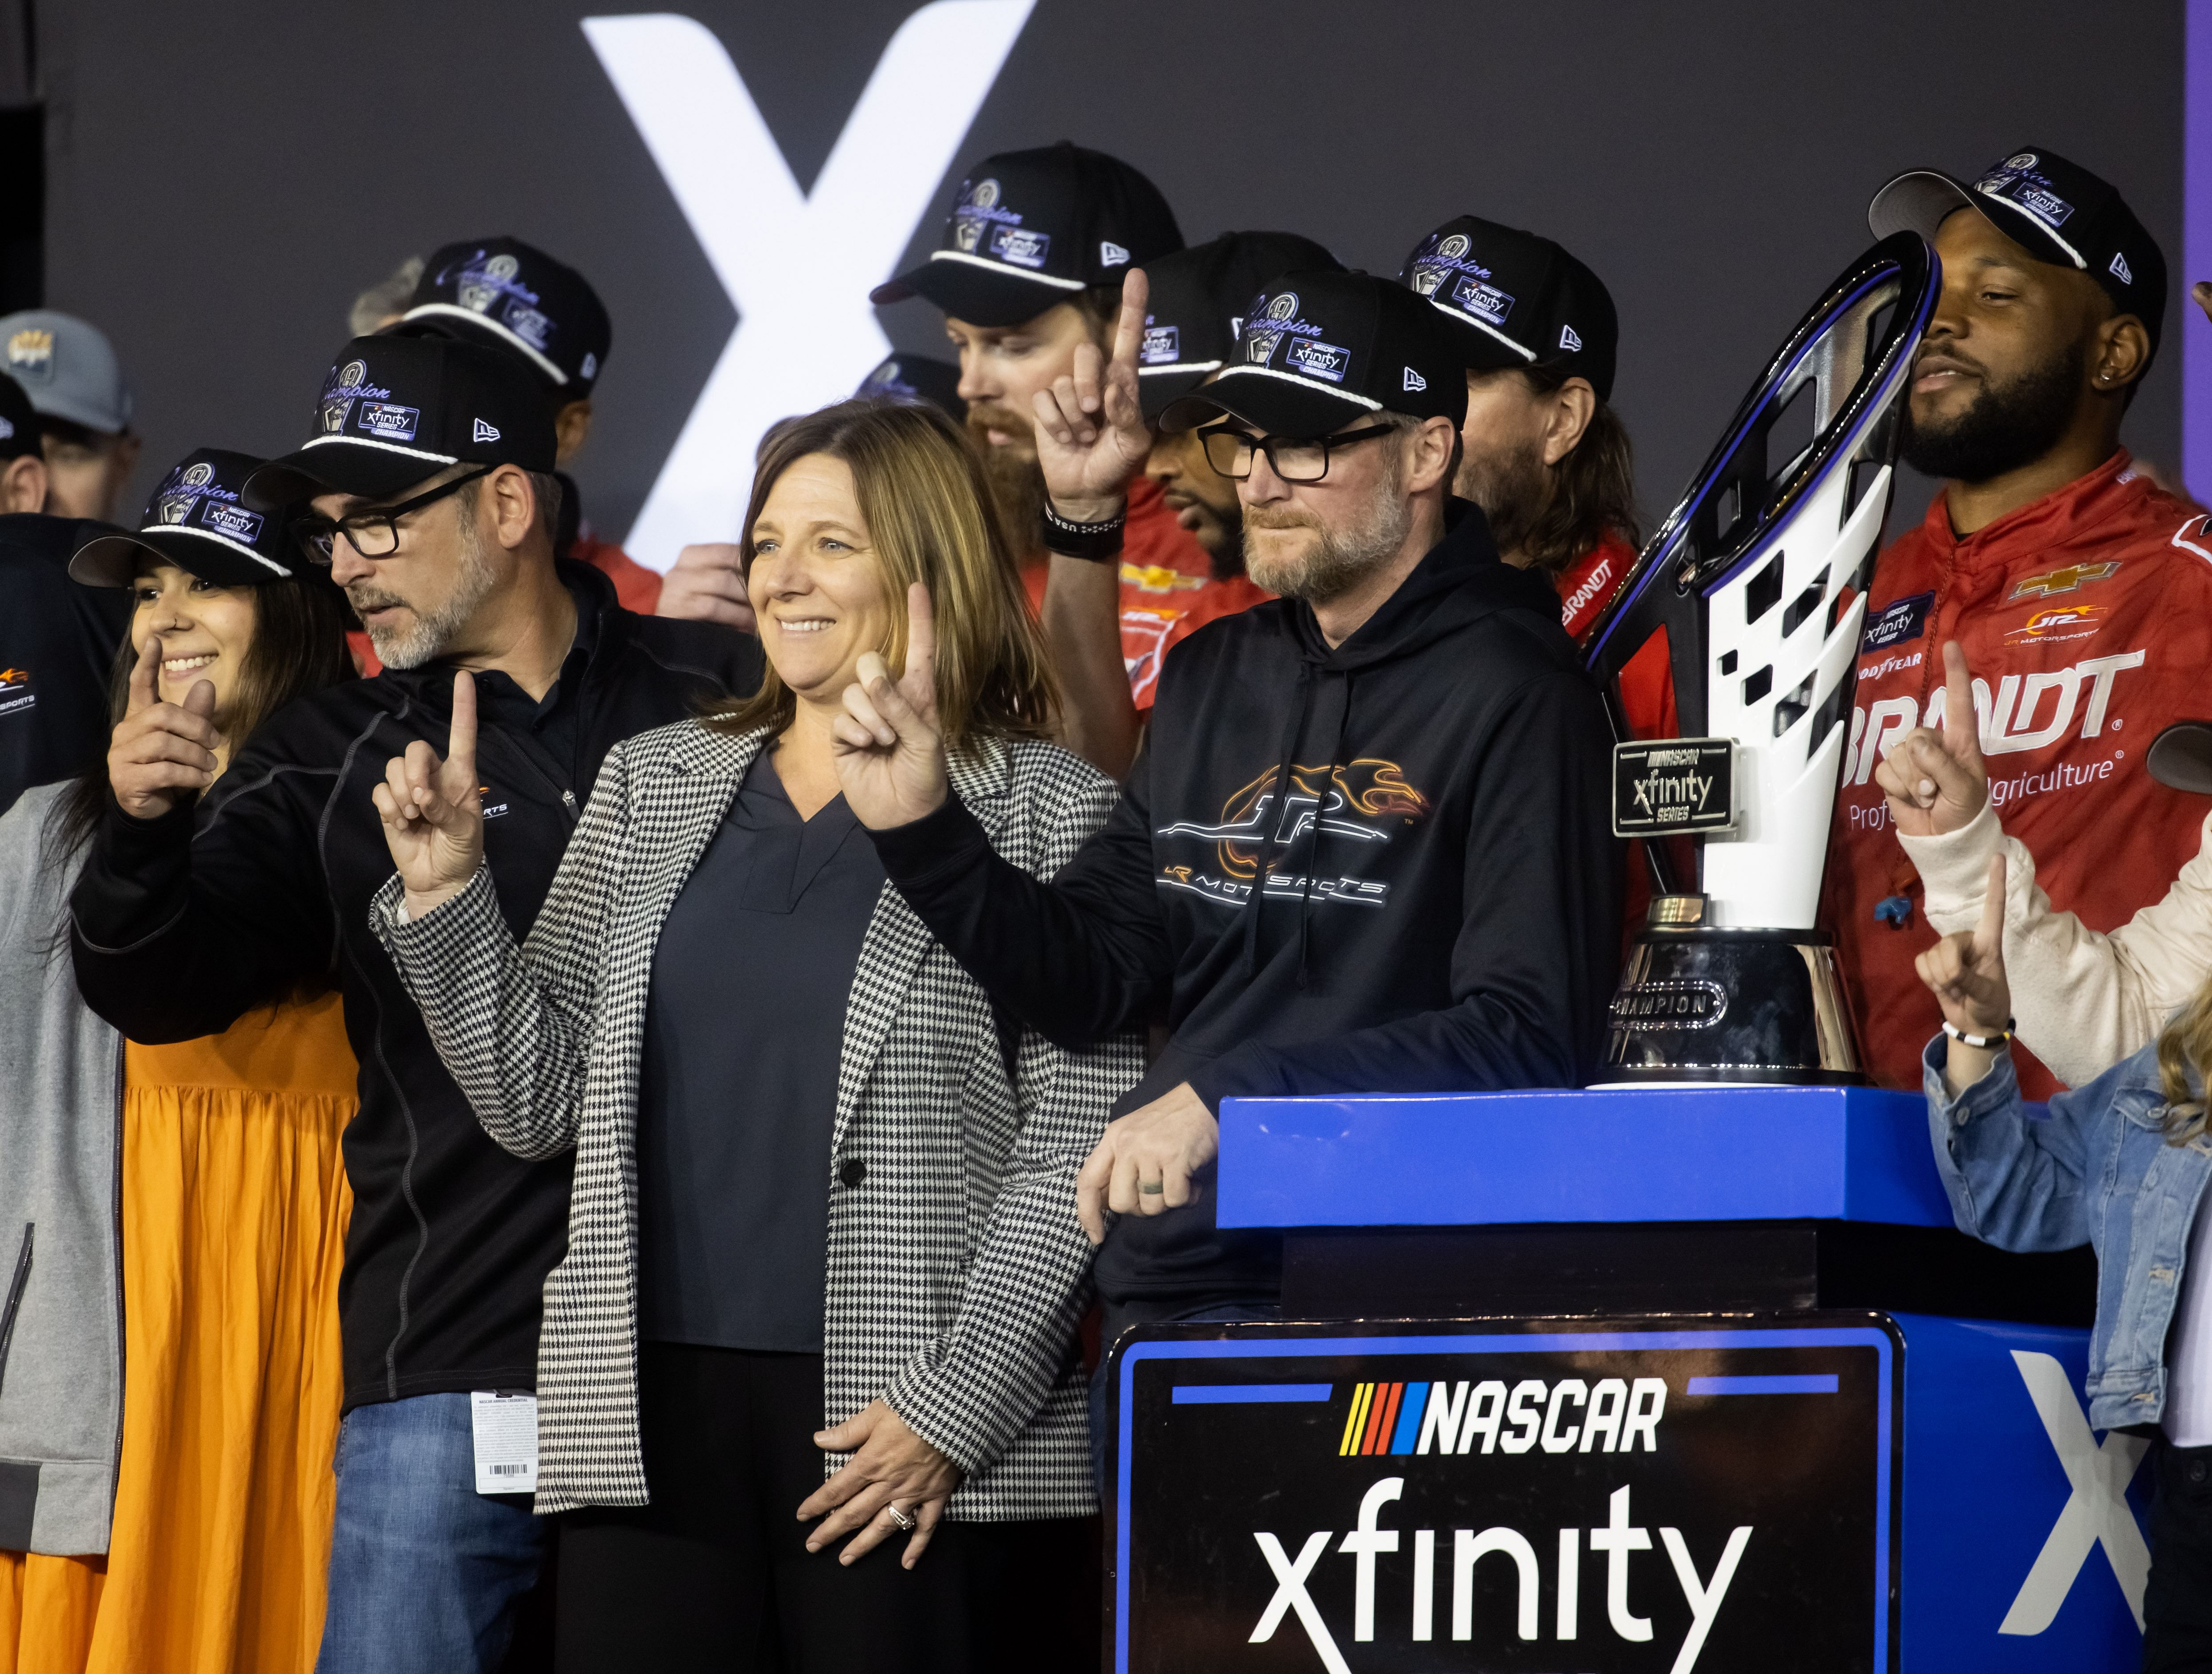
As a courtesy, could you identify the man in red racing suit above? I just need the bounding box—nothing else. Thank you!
[1822,144,2195,1096]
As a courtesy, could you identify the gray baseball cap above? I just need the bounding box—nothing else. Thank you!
[0,310,133,434]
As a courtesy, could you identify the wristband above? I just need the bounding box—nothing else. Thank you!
[1942,1017,2014,1049]
[1040,500,1126,563]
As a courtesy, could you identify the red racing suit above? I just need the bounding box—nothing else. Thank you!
[1022,474,1272,713]
[1560,531,1679,938]
[1821,451,2212,1096]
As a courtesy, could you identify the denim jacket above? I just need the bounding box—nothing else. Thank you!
[1925,1033,2212,1432]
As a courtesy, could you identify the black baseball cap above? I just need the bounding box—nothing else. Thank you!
[855,352,964,419]
[1136,231,1344,422]
[871,142,1183,327]
[71,448,303,587]
[0,370,38,461]
[1869,146,2167,356]
[243,335,558,508]
[1401,215,1619,400]
[1159,270,1469,437]
[393,236,613,395]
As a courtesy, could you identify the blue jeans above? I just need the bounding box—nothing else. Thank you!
[1089,1302,1280,1501]
[316,1392,549,1674]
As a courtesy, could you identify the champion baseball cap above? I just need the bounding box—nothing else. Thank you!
[1158,270,1468,438]
[70,449,303,587]
[855,352,964,419]
[871,142,1183,327]
[1136,231,1344,422]
[1401,216,1619,400]
[394,236,613,395]
[0,371,40,461]
[1869,146,2167,355]
[242,335,558,509]
[0,310,133,434]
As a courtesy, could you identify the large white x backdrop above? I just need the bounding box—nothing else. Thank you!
[585,4,1032,572]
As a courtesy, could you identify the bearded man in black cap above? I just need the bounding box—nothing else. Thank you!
[394,236,766,635]
[1816,146,2208,1109]
[68,334,761,1674]
[827,268,1619,1484]
[873,141,1203,776]
[1401,215,1674,922]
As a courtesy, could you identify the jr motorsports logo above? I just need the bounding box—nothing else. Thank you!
[1155,759,1431,908]
[581,4,1035,570]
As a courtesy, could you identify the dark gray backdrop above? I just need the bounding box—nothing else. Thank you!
[39,0,2187,556]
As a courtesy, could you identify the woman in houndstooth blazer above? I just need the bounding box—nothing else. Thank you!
[367,400,1142,1671]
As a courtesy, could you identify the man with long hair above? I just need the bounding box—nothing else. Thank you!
[1401,215,1673,920]
[872,142,1198,777]
[1820,145,2208,1097]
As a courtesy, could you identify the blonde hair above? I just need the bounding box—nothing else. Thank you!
[2158,978,2212,1144]
[706,399,1057,746]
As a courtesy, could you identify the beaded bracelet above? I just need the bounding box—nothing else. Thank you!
[1942,1017,2015,1049]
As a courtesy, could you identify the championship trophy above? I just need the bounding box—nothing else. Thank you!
[1583,232,1940,1083]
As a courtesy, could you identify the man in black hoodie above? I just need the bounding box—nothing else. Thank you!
[834,270,1620,1358]
[70,335,761,1673]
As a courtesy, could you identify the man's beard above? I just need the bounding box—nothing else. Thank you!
[346,512,499,669]
[967,406,1046,559]
[1243,455,1413,604]
[1453,431,1548,560]
[1900,339,2084,485]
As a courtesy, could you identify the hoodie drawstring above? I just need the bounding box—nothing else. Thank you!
[1295,671,1354,992]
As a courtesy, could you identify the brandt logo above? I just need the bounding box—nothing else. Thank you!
[583,4,1037,571]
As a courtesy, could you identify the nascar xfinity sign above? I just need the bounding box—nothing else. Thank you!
[1110,1321,1896,1672]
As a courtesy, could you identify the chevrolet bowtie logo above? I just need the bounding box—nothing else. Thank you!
[2009,560,2121,600]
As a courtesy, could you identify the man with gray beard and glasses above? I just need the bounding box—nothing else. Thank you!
[68,335,760,1673]
[829,270,1619,1485]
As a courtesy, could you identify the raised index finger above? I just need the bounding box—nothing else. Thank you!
[1111,268,1150,374]
[901,582,936,689]
[1977,852,2007,955]
[1940,640,1978,760]
[447,669,479,785]
[126,634,160,717]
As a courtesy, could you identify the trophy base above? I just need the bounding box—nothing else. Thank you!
[1599,901,1863,1085]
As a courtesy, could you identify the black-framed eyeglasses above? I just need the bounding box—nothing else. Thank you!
[1198,423,1397,484]
[290,465,495,565]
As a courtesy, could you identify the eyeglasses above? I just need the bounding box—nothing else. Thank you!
[1198,423,1397,484]
[290,465,494,565]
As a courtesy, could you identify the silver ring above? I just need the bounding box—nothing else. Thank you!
[886,1503,917,1532]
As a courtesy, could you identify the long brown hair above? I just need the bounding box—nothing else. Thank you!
[706,399,1058,747]
[1515,364,1641,575]
[47,568,354,865]
[2158,979,2212,1144]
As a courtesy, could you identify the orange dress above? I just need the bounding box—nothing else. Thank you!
[0,992,355,1674]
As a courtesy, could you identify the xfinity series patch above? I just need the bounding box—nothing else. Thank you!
[1860,591,1933,653]
[990,225,1050,270]
[1451,275,1516,329]
[358,403,421,442]
[1285,339,1349,383]
[201,502,264,544]
[502,304,554,351]
[1141,325,1180,365]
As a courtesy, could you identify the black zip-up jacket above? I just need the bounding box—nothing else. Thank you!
[70,561,761,1409]
[873,501,1622,1315]
[0,514,132,818]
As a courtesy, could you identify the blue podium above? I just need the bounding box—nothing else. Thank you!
[1105,1088,2147,1673]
